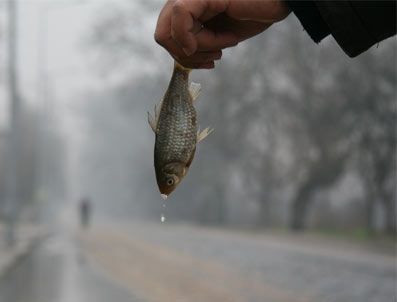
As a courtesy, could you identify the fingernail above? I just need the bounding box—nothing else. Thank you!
[182,47,194,56]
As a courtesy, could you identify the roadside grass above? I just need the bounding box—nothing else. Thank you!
[213,224,396,255]
[260,226,396,254]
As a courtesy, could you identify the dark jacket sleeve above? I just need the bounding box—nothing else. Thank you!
[286,0,397,57]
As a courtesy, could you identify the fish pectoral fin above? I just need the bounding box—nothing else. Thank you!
[148,99,163,133]
[147,111,156,133]
[197,127,214,143]
[189,82,201,102]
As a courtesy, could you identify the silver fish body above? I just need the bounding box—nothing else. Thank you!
[155,64,197,170]
[148,61,212,198]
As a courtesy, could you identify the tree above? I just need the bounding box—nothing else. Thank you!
[340,45,397,234]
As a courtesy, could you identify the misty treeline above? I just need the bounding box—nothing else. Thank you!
[0,103,66,221]
[0,8,65,221]
[0,7,66,222]
[81,1,395,234]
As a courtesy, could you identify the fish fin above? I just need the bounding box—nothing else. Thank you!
[189,82,201,102]
[148,98,163,133]
[155,99,162,121]
[147,111,156,133]
[197,127,214,143]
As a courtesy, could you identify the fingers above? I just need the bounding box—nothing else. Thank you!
[170,0,230,56]
[154,0,173,45]
[174,48,223,65]
[171,43,223,69]
[194,28,238,51]
[154,0,274,69]
[155,0,235,68]
[159,33,224,69]
[170,1,199,56]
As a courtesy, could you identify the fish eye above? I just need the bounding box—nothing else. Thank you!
[167,178,174,186]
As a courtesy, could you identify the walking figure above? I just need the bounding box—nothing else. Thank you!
[79,198,92,228]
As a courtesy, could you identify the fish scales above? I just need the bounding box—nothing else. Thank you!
[155,67,197,165]
[149,61,213,198]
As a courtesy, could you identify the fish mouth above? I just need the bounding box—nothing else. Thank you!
[160,194,168,200]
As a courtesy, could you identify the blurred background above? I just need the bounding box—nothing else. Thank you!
[0,0,395,302]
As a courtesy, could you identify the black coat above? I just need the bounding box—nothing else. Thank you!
[286,0,396,57]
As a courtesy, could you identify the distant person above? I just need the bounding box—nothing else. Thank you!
[154,0,396,69]
[79,198,92,229]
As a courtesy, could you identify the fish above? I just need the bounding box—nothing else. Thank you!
[148,61,213,199]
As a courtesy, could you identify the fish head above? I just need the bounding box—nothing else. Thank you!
[156,162,187,197]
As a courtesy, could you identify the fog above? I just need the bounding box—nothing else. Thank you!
[0,1,395,302]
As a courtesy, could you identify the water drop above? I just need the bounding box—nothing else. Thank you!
[161,214,166,223]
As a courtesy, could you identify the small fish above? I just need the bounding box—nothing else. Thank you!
[148,61,213,199]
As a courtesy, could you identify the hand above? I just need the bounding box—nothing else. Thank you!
[154,0,290,69]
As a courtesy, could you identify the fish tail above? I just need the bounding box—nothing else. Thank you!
[174,61,192,73]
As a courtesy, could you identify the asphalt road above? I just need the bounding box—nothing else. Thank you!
[81,223,396,302]
[0,222,395,302]
[0,231,140,302]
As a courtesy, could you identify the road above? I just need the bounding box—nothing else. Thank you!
[81,223,396,302]
[0,230,139,302]
[0,222,395,302]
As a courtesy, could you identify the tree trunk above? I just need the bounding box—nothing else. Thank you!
[364,188,376,236]
[380,193,396,235]
[289,153,347,231]
[289,186,311,231]
[216,191,225,225]
[257,198,270,228]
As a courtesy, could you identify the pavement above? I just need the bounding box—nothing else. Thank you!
[0,221,395,302]
[0,228,138,302]
[0,223,44,279]
[80,223,396,302]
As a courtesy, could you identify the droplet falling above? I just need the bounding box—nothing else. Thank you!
[161,203,166,223]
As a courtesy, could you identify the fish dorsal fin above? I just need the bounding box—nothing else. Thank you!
[155,98,163,121]
[148,111,156,133]
[189,82,201,101]
[197,127,214,143]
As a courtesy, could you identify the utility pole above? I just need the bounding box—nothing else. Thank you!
[4,0,20,247]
